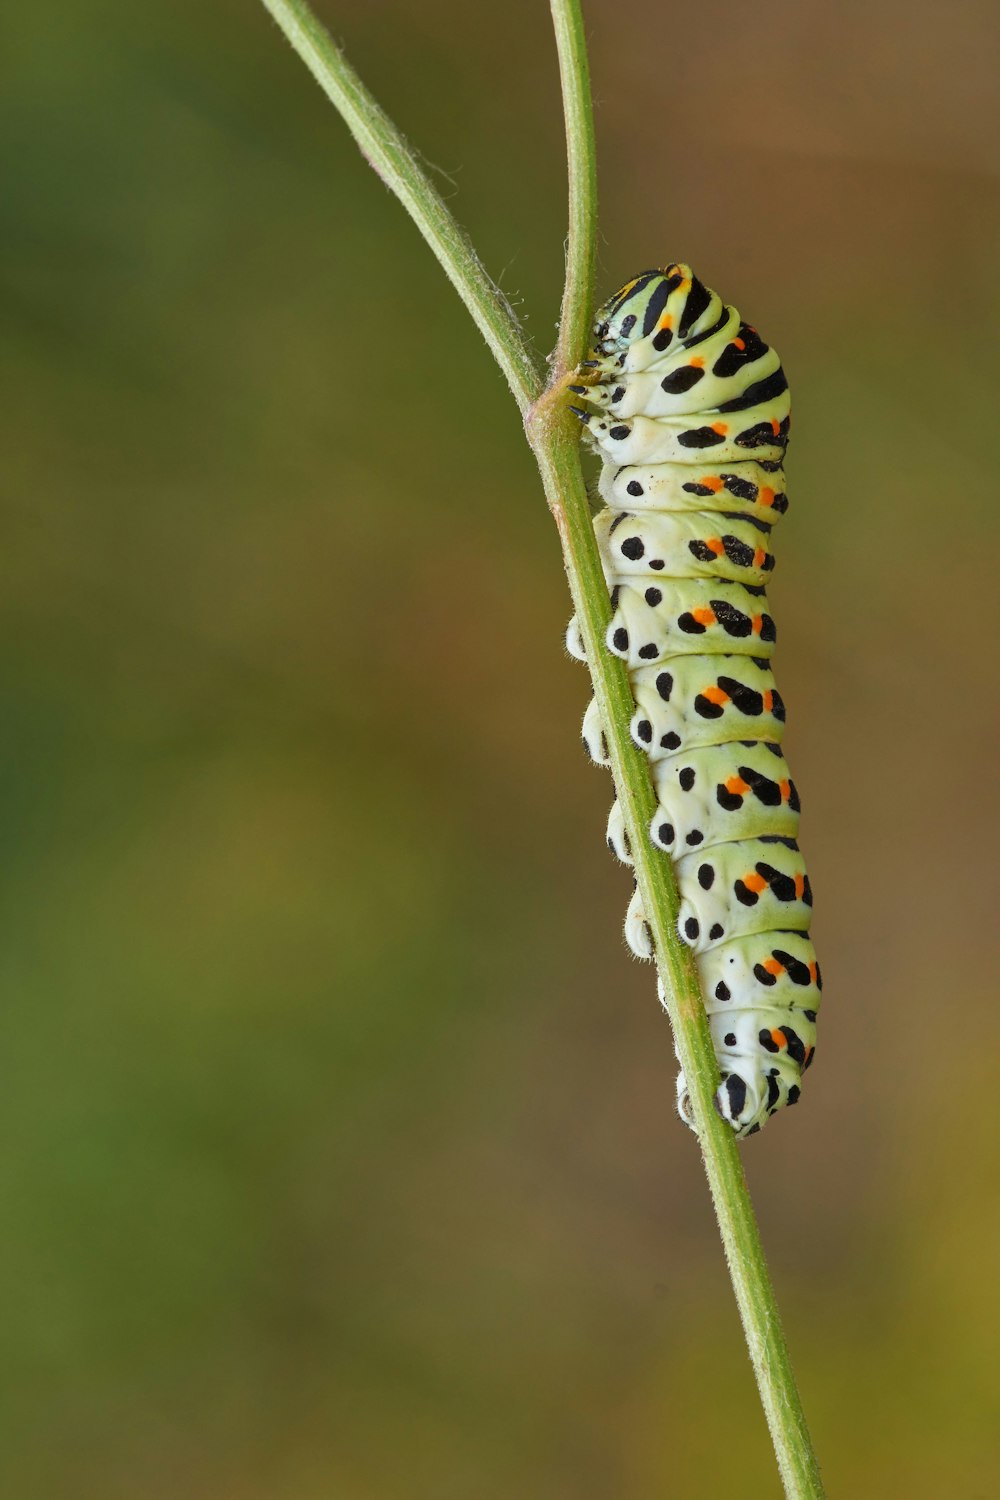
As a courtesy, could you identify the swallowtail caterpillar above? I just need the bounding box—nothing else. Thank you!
[566,265,819,1138]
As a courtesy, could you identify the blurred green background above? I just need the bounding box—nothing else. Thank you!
[2,1,998,1495]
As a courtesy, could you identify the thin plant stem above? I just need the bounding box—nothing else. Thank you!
[549,0,597,381]
[258,1,825,1493]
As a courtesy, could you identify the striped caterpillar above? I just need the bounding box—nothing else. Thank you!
[566,265,819,1138]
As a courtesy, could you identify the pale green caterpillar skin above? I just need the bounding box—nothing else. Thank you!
[566,265,819,1139]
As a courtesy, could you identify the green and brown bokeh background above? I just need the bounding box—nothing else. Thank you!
[3,1,998,1495]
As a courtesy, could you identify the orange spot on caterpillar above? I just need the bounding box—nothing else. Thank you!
[779,779,791,801]
[769,1024,786,1044]
[759,487,775,507]
[770,418,781,436]
[808,960,818,982]
[795,874,806,900]
[764,959,784,979]
[705,537,725,556]
[700,475,723,492]
[743,872,767,894]
[659,313,673,329]
[762,690,773,713]
[732,337,746,351]
[690,357,704,368]
[692,607,716,626]
[711,422,728,435]
[702,685,729,706]
[725,775,750,797]
[753,548,766,568]
[751,615,764,635]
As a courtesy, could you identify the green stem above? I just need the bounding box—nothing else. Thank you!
[258,1,824,1494]
[549,0,597,380]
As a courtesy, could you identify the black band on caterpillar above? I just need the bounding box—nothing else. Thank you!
[568,264,819,1139]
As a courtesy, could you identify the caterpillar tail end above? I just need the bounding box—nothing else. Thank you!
[676,1063,804,1140]
[675,1069,763,1140]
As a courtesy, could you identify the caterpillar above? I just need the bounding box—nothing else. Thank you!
[566,265,819,1139]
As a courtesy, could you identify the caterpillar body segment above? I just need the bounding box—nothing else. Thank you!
[584,339,784,420]
[579,409,790,469]
[568,263,819,1139]
[648,740,801,854]
[594,508,777,588]
[627,654,786,762]
[605,577,777,672]
[598,459,788,525]
[623,838,812,958]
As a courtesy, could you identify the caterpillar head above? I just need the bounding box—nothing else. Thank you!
[591,265,694,358]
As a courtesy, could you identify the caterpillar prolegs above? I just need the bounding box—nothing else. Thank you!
[566,265,820,1139]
